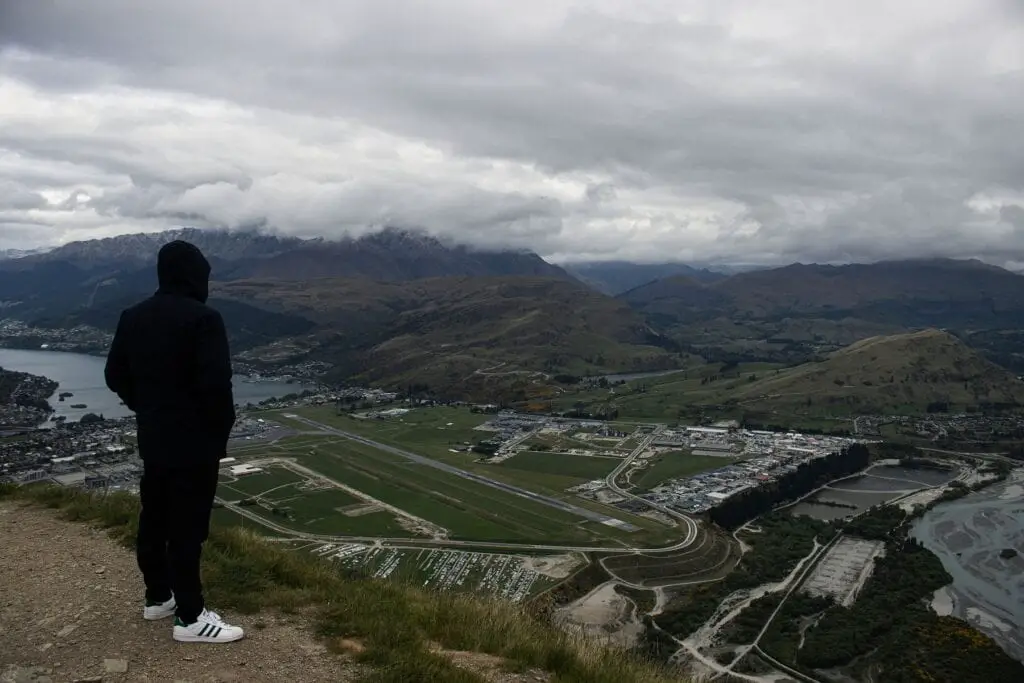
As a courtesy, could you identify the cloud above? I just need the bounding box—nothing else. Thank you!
[1,0,1023,265]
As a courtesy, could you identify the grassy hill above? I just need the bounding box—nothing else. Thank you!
[550,330,1024,426]
[621,259,1024,370]
[217,276,689,397]
[729,329,1024,414]
[0,483,683,683]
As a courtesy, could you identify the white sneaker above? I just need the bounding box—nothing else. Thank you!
[143,596,176,621]
[173,608,244,643]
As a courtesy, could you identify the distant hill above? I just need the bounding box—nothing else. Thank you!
[0,248,52,261]
[565,261,726,295]
[17,228,301,268]
[5,227,568,281]
[621,258,1024,370]
[728,329,1024,414]
[217,275,685,397]
[0,227,571,338]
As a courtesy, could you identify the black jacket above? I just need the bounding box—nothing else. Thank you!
[104,240,236,466]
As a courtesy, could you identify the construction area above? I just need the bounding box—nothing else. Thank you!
[802,536,886,606]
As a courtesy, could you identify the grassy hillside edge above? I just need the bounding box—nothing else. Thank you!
[0,483,684,683]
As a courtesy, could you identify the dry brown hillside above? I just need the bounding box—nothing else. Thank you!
[729,329,1024,414]
[216,276,686,395]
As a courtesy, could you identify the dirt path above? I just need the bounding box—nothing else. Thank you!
[0,502,358,683]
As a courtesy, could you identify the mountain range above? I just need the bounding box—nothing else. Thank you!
[621,258,1024,371]
[564,261,727,295]
[2,227,1024,397]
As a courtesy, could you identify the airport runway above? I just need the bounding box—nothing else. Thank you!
[283,413,632,527]
[223,412,704,553]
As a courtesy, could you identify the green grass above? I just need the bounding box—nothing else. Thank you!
[631,451,738,491]
[261,422,660,546]
[255,488,410,537]
[218,468,305,497]
[295,406,491,462]
[223,434,680,547]
[283,439,618,544]
[498,451,620,483]
[253,411,682,546]
[0,483,684,683]
[554,362,784,421]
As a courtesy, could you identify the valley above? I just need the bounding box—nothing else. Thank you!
[5,230,1024,682]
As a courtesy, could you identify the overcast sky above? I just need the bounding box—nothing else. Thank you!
[1,1,1023,265]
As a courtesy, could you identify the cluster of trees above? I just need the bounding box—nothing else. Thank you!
[650,514,834,645]
[709,443,871,529]
[560,405,619,420]
[0,368,57,411]
[740,418,852,436]
[794,539,1023,681]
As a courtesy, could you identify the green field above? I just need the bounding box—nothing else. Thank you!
[552,362,783,421]
[498,451,620,482]
[254,435,639,544]
[218,468,304,497]
[217,463,413,537]
[217,426,682,547]
[630,451,738,491]
[293,406,491,462]
[273,407,679,543]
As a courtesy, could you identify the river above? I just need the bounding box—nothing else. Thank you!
[912,469,1024,663]
[0,348,318,423]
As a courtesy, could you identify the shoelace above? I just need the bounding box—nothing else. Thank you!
[204,610,228,627]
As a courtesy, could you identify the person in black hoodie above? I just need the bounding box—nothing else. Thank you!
[105,239,244,643]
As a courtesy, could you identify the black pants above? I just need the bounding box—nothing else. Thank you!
[137,459,220,623]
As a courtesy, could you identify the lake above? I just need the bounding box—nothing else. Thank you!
[0,347,318,423]
[912,470,1024,663]
[787,464,956,521]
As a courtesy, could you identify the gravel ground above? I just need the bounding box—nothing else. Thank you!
[0,501,355,683]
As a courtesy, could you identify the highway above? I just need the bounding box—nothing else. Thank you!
[220,413,704,554]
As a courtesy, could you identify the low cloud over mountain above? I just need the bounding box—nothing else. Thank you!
[1,1,1023,265]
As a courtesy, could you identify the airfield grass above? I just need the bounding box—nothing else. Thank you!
[270,488,409,536]
[631,451,740,491]
[295,405,491,461]
[270,438,618,545]
[268,408,680,545]
[217,468,305,498]
[498,450,620,482]
[217,462,413,537]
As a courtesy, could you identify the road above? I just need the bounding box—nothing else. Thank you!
[225,414,702,553]
[604,423,702,554]
[220,495,701,554]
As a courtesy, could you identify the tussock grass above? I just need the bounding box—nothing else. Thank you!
[0,483,685,683]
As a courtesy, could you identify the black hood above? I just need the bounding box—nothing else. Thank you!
[157,240,211,303]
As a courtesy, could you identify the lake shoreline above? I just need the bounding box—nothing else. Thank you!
[0,348,320,424]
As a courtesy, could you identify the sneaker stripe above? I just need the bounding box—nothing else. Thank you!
[212,626,222,639]
[198,623,210,637]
